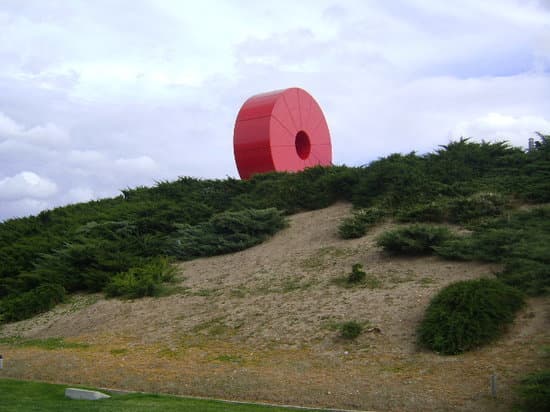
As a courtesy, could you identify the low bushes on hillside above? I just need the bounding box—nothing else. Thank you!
[434,207,550,296]
[418,278,524,355]
[498,258,550,296]
[397,201,447,223]
[0,209,285,321]
[24,220,162,294]
[340,321,363,340]
[447,192,507,223]
[169,208,286,259]
[0,284,66,323]
[397,192,508,224]
[376,224,453,255]
[515,370,550,412]
[1,137,549,324]
[105,257,176,299]
[433,228,520,262]
[338,207,385,239]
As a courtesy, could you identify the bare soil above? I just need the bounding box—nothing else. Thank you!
[1,203,548,411]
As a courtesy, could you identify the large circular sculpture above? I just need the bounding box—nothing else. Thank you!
[233,87,332,179]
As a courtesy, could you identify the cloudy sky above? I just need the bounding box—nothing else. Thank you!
[1,0,549,221]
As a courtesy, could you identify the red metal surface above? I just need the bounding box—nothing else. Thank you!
[233,87,332,179]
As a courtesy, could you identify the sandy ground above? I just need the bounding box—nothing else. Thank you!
[1,203,548,411]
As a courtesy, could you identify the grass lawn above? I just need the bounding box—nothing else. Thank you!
[0,378,323,412]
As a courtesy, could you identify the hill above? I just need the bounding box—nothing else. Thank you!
[0,203,548,411]
[1,136,550,411]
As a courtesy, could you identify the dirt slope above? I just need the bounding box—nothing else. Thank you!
[1,203,548,412]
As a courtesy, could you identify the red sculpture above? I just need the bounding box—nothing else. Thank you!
[233,87,332,179]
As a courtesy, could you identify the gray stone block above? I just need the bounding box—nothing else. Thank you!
[65,388,111,400]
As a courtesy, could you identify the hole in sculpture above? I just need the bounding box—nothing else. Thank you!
[295,131,311,160]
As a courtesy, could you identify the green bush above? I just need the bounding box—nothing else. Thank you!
[434,228,522,262]
[105,257,176,299]
[351,153,436,208]
[432,237,476,260]
[340,321,363,339]
[515,370,550,412]
[376,224,453,255]
[338,207,385,239]
[348,263,366,284]
[418,278,524,355]
[397,192,507,224]
[338,216,366,239]
[498,259,550,296]
[447,192,507,223]
[434,207,550,296]
[170,208,286,259]
[397,201,447,223]
[0,284,66,322]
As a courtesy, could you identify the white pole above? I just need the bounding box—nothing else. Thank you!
[490,374,497,398]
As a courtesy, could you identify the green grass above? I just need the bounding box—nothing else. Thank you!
[280,276,315,293]
[214,354,244,364]
[0,336,89,350]
[190,316,231,336]
[331,272,382,289]
[0,378,324,412]
[109,348,128,355]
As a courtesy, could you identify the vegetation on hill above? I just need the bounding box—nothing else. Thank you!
[417,278,524,354]
[516,369,550,412]
[376,224,453,255]
[0,136,549,324]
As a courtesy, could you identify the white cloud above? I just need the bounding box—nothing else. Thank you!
[0,198,50,221]
[0,111,70,146]
[0,171,57,200]
[68,149,106,164]
[24,122,70,146]
[0,112,21,135]
[450,113,550,146]
[114,156,158,175]
[62,187,95,203]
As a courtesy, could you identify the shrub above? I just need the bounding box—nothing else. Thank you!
[434,207,550,296]
[376,224,453,255]
[447,192,507,223]
[351,153,435,208]
[397,192,507,224]
[515,370,550,412]
[104,257,176,299]
[0,283,66,323]
[434,228,523,262]
[28,221,156,293]
[432,237,477,261]
[498,259,550,296]
[338,207,385,239]
[348,263,366,284]
[397,201,447,223]
[341,321,363,339]
[418,278,524,355]
[170,208,286,259]
[435,227,526,263]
